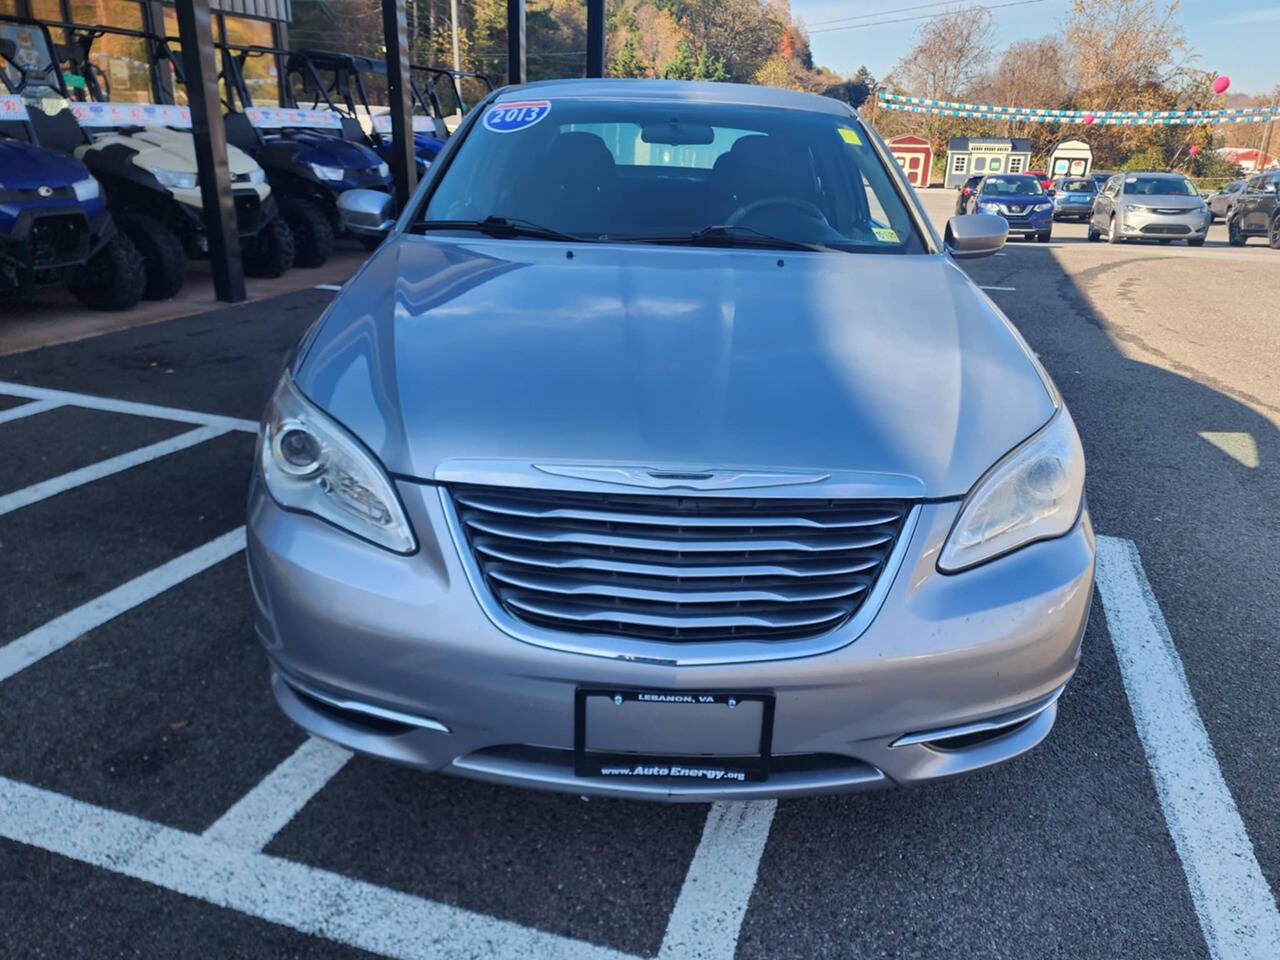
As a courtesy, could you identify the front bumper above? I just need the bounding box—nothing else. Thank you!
[247,478,1096,801]
[981,205,1053,235]
[1118,208,1211,239]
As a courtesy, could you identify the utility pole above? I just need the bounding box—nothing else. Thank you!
[451,0,462,74]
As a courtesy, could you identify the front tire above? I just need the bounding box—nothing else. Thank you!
[117,213,186,300]
[1227,216,1247,247]
[243,216,296,278]
[1037,230,1051,243]
[1269,214,1280,250]
[1087,219,1101,242]
[280,197,334,268]
[67,232,145,311]
[1107,215,1122,244]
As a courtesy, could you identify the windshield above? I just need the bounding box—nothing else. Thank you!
[980,176,1044,197]
[1058,178,1095,193]
[420,97,926,254]
[1122,175,1198,196]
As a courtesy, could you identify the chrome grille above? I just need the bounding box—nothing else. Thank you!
[450,484,910,644]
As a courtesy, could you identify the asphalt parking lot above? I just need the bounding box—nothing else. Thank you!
[1,192,1278,960]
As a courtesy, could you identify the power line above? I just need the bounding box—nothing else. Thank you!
[808,0,1047,35]
[808,0,993,28]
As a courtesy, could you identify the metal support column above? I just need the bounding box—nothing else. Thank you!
[585,0,605,78]
[173,0,245,303]
[380,0,418,211]
[506,0,525,86]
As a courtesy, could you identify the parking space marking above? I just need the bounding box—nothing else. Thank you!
[0,528,246,684]
[314,284,344,292]
[1096,535,1280,960]
[203,737,352,852]
[0,775,636,960]
[0,381,258,433]
[979,285,1017,291]
[0,425,229,518]
[0,398,62,425]
[657,800,776,960]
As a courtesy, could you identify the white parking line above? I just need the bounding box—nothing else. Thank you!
[979,285,1017,291]
[0,425,228,518]
[0,381,258,433]
[1095,535,1280,960]
[0,398,62,425]
[0,776,634,960]
[657,800,776,960]
[0,528,246,683]
[314,283,343,291]
[203,737,352,852]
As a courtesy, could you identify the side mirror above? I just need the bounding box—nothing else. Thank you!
[338,189,395,237]
[1047,189,1057,197]
[945,213,1007,259]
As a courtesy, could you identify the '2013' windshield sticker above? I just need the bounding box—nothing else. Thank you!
[484,100,551,133]
[872,226,900,243]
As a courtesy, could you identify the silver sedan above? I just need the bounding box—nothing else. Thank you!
[247,79,1093,801]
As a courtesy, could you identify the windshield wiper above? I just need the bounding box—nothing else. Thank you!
[607,224,827,252]
[416,216,583,242]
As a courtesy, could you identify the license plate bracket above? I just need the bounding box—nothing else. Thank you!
[574,688,775,783]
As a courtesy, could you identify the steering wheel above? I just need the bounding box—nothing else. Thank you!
[726,196,826,226]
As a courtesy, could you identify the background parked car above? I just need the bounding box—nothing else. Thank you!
[1051,176,1097,221]
[1207,179,1247,222]
[1088,172,1210,246]
[1089,170,1115,190]
[954,174,983,214]
[1227,171,1280,248]
[1026,169,1052,190]
[968,173,1054,241]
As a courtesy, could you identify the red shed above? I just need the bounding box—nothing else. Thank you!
[887,134,934,188]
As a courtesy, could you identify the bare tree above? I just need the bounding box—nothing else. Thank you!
[890,9,994,149]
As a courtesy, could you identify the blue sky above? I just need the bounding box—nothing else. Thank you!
[795,0,1280,96]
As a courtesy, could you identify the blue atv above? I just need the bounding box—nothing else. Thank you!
[0,47,142,309]
[218,43,392,267]
[285,49,446,174]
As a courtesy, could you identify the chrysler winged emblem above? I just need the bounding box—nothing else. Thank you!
[532,463,828,490]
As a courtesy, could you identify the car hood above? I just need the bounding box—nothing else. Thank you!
[0,139,91,187]
[295,238,1056,498]
[1119,194,1204,210]
[79,129,261,175]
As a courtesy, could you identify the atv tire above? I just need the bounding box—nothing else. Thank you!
[67,232,146,311]
[118,213,186,300]
[243,216,296,278]
[281,198,334,268]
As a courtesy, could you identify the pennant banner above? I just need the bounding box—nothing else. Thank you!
[880,100,1277,125]
[878,92,1278,122]
[70,100,191,129]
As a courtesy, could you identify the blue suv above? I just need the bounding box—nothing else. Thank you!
[965,173,1054,242]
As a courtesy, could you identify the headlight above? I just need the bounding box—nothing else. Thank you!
[72,176,100,201]
[938,408,1084,573]
[979,202,1001,212]
[152,168,199,190]
[259,375,416,554]
[376,162,390,178]
[246,167,267,186]
[310,163,345,181]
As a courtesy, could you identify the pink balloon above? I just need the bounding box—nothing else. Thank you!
[1213,75,1230,94]
[1083,112,1096,125]
[1189,145,1201,156]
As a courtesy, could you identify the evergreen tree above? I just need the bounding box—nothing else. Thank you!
[661,41,695,81]
[609,35,650,78]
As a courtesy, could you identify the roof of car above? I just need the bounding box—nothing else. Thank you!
[492,78,855,116]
